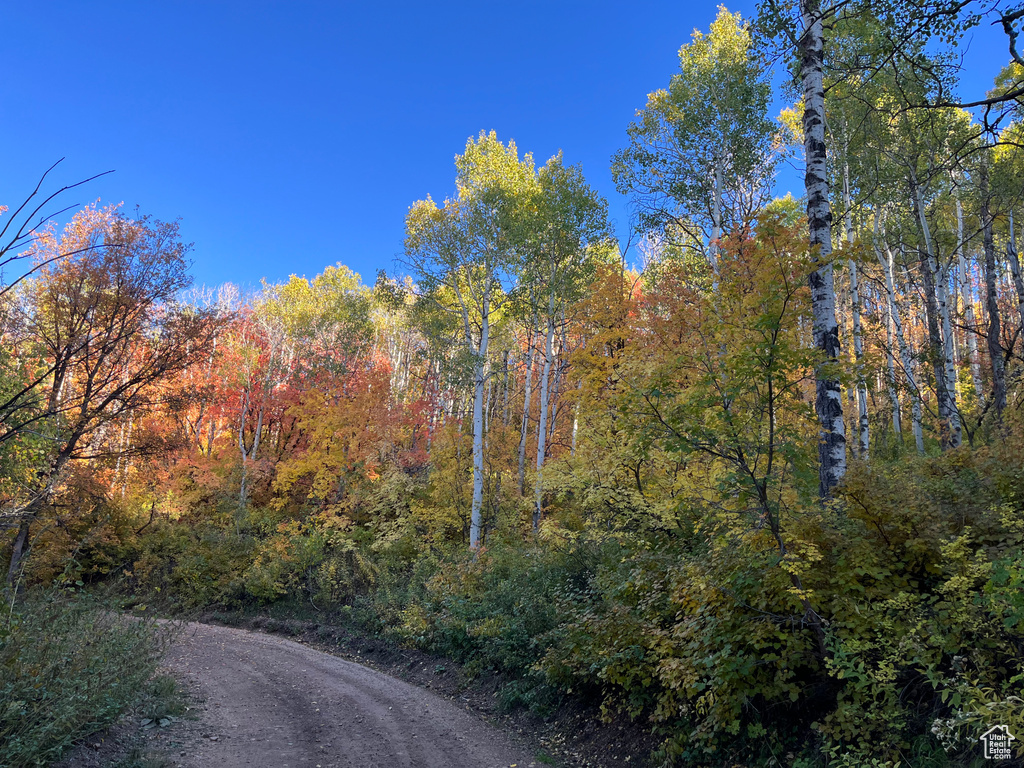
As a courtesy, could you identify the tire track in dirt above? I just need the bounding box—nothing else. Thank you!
[164,621,538,768]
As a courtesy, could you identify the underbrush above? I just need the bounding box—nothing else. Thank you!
[52,434,1024,767]
[0,591,168,767]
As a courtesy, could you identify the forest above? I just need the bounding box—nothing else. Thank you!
[2,1,1024,766]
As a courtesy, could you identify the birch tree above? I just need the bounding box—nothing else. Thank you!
[798,0,847,494]
[979,158,1008,417]
[523,156,610,530]
[404,132,535,549]
[613,7,776,269]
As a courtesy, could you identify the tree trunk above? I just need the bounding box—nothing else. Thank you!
[878,232,924,453]
[5,519,31,590]
[800,0,846,495]
[120,417,134,497]
[534,309,555,531]
[874,216,903,442]
[956,195,984,398]
[844,160,868,459]
[518,341,536,496]
[469,288,491,549]
[981,162,1007,417]
[570,378,583,457]
[936,259,957,406]
[710,157,723,272]
[1005,211,1024,333]
[912,180,960,448]
[502,349,510,426]
[938,258,959,424]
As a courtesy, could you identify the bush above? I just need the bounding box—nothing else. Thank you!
[128,521,255,608]
[381,536,601,712]
[0,592,167,767]
[539,445,1024,765]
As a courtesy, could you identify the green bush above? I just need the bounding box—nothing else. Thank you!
[129,522,255,608]
[539,446,1024,765]
[0,592,166,767]
[381,537,601,712]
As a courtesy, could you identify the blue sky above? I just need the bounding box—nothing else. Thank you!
[0,1,1012,292]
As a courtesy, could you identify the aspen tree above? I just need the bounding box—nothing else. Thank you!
[404,132,535,548]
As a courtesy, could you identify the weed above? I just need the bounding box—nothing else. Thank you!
[0,591,167,767]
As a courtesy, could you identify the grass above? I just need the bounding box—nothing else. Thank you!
[135,674,188,723]
[0,590,169,768]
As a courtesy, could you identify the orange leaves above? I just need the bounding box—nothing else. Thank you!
[272,361,403,518]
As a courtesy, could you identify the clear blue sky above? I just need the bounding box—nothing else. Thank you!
[0,1,1011,291]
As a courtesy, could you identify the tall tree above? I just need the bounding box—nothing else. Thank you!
[3,208,217,586]
[979,158,1007,418]
[799,0,847,494]
[523,155,610,530]
[403,132,536,548]
[614,7,777,269]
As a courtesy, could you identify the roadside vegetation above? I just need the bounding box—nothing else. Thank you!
[4,3,1024,766]
[0,592,173,767]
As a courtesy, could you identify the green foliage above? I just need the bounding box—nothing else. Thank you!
[261,263,374,370]
[129,519,256,608]
[613,6,776,248]
[537,436,1024,764]
[0,592,166,767]
[417,541,571,665]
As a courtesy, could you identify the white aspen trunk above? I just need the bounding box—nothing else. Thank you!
[883,283,903,441]
[392,347,404,395]
[502,349,510,426]
[843,306,856,421]
[800,0,846,495]
[483,374,491,440]
[710,157,723,273]
[238,389,250,507]
[207,415,218,455]
[938,257,958,407]
[518,340,536,496]
[850,259,869,457]
[426,361,437,453]
[115,418,128,481]
[120,417,134,497]
[955,196,984,398]
[912,181,961,448]
[469,286,490,549]
[878,234,924,454]
[571,380,581,457]
[193,335,217,453]
[1004,212,1024,333]
[548,317,567,445]
[920,189,958,432]
[980,162,1007,416]
[534,304,555,532]
[845,160,868,460]
[869,218,903,440]
[239,343,274,510]
[243,401,265,507]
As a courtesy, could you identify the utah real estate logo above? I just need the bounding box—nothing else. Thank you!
[980,724,1016,761]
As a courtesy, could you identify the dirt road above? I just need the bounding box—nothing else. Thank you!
[163,622,538,768]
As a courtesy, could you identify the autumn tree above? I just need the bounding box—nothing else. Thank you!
[403,131,536,548]
[522,155,610,530]
[614,7,777,269]
[2,207,218,587]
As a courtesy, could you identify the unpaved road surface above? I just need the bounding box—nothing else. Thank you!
[164,622,538,768]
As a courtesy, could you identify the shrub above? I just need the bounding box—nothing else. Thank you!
[0,592,167,767]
